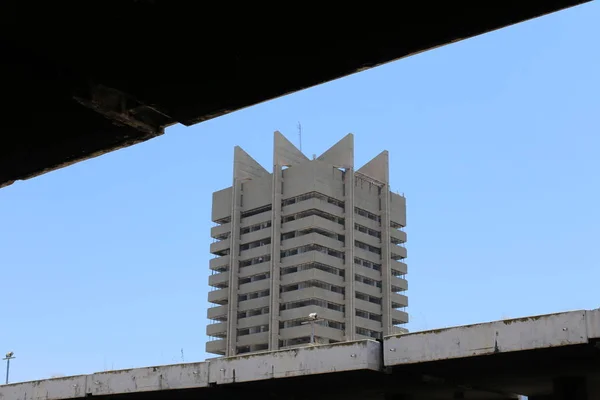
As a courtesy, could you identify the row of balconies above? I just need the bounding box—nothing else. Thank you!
[208,259,408,307]
[211,196,404,249]
[206,307,408,356]
[207,289,408,330]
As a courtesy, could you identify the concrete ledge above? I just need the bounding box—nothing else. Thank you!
[3,309,598,400]
[208,339,381,385]
[0,340,381,400]
[0,375,88,400]
[383,309,599,366]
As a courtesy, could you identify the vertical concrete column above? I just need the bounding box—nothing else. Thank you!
[344,168,356,341]
[269,165,282,350]
[380,184,392,336]
[226,178,242,356]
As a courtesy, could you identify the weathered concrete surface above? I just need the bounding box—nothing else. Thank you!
[208,340,381,385]
[384,309,600,399]
[384,309,600,365]
[2,309,599,399]
[0,340,378,400]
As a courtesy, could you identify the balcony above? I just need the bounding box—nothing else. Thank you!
[281,268,344,288]
[390,229,407,245]
[355,281,381,298]
[206,322,227,337]
[240,210,272,228]
[210,223,231,240]
[280,305,344,324]
[239,261,270,278]
[207,305,228,320]
[210,239,230,255]
[391,325,409,335]
[209,255,230,271]
[282,198,344,220]
[354,230,380,248]
[391,292,409,308]
[281,214,344,236]
[355,298,382,315]
[239,279,270,295]
[239,244,272,261]
[390,276,408,292]
[238,296,270,312]
[208,288,228,305]
[355,316,382,332]
[240,229,271,245]
[354,264,382,281]
[354,247,380,265]
[237,331,269,347]
[279,324,344,342]
[391,309,409,324]
[280,286,344,305]
[206,339,226,355]
[390,246,407,261]
[209,271,229,288]
[281,250,344,270]
[237,314,270,329]
[391,260,407,275]
[281,232,343,252]
[354,213,380,231]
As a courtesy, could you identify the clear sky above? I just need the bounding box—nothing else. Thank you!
[1,3,598,383]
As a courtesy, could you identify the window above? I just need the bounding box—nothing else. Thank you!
[281,227,345,243]
[238,289,270,302]
[356,327,382,340]
[238,324,269,336]
[241,205,272,219]
[280,298,344,312]
[281,262,344,277]
[354,207,381,223]
[356,291,382,305]
[239,272,270,285]
[240,221,272,235]
[355,274,382,289]
[281,244,345,260]
[238,307,270,319]
[355,240,381,255]
[280,319,344,330]
[356,309,382,322]
[239,254,271,268]
[281,280,344,295]
[355,257,381,272]
[282,209,345,225]
[240,237,271,252]
[355,223,381,239]
[282,192,344,209]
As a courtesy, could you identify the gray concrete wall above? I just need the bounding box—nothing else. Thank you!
[207,132,408,355]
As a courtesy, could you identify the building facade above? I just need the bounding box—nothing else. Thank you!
[207,132,408,356]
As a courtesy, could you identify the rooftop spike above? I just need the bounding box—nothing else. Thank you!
[357,150,389,183]
[233,146,269,180]
[274,131,309,167]
[317,133,354,169]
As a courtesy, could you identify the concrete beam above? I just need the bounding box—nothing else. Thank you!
[383,309,600,366]
[0,340,380,400]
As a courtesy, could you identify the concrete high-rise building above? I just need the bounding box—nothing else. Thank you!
[207,132,408,357]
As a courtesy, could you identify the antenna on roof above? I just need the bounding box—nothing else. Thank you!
[297,121,302,152]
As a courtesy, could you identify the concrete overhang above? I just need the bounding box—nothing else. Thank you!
[0,1,591,189]
[3,309,599,399]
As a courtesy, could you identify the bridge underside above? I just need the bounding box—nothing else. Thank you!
[0,1,589,189]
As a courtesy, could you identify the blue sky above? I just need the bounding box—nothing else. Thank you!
[1,3,598,383]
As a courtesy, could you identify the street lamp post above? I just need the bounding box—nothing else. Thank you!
[301,313,323,345]
[3,352,15,385]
